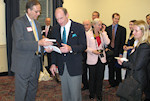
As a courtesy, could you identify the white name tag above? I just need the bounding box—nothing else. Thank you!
[27,27,33,32]
[91,37,94,39]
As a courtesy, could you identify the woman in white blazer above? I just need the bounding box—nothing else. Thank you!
[86,18,110,101]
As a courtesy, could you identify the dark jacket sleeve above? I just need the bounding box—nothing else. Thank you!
[119,27,126,55]
[123,43,150,89]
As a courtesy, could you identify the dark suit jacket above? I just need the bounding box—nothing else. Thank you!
[51,20,86,76]
[106,24,126,56]
[11,15,43,75]
[122,43,150,90]
[41,25,52,39]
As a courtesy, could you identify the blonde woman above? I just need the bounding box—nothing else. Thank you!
[117,20,150,101]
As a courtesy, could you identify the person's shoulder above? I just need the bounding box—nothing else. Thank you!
[50,25,53,28]
[102,31,107,35]
[139,43,150,49]
[41,25,45,29]
[13,15,27,25]
[71,20,83,27]
[106,25,112,29]
[41,25,45,28]
[118,24,126,29]
[14,15,24,21]
[107,25,112,27]
[137,43,150,56]
[51,24,60,31]
[71,20,84,31]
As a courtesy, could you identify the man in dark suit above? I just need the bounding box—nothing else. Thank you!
[11,1,53,101]
[41,17,53,75]
[41,17,52,39]
[106,13,126,87]
[50,7,86,101]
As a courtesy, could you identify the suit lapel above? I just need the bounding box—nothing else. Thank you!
[23,15,42,40]
[67,22,74,44]
[109,25,112,39]
[23,15,32,28]
[22,15,35,41]
[57,26,62,44]
[115,25,121,39]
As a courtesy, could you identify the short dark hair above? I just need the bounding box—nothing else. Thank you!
[146,14,150,18]
[130,20,136,23]
[112,13,120,18]
[26,0,40,13]
[56,7,68,15]
[92,11,100,17]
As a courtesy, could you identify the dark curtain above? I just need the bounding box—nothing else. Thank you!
[53,0,63,26]
[4,0,20,76]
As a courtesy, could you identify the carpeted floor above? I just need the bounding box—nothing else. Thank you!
[0,76,120,101]
[0,76,145,101]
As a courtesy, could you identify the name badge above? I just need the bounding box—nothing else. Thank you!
[27,27,33,32]
[91,37,94,39]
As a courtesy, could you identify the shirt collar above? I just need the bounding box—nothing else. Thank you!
[134,40,138,48]
[62,19,71,28]
[46,25,50,28]
[86,27,92,32]
[112,24,118,28]
[26,13,32,22]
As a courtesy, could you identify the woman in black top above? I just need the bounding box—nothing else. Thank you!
[123,20,136,58]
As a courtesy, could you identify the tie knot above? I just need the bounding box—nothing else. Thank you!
[113,25,115,29]
[31,20,34,23]
[63,27,66,31]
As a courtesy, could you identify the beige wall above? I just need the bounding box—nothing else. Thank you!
[0,45,8,72]
[0,0,8,72]
[63,0,150,40]
[0,0,6,45]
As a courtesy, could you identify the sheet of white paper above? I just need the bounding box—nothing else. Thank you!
[44,39,56,42]
[41,30,45,34]
[44,45,61,54]
[114,57,128,61]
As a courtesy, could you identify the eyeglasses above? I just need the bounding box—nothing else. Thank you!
[32,10,41,14]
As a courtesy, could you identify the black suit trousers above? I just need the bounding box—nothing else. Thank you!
[108,56,122,86]
[82,61,89,88]
[88,59,105,98]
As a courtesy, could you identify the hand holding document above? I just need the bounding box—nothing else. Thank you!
[44,39,62,54]
[44,45,62,54]
[44,39,56,42]
[114,57,128,62]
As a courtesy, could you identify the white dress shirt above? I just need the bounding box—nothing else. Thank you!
[61,19,71,42]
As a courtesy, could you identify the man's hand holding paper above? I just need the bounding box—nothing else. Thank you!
[44,38,62,54]
[60,43,72,53]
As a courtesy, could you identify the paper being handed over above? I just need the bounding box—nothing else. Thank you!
[114,57,128,61]
[44,39,62,54]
